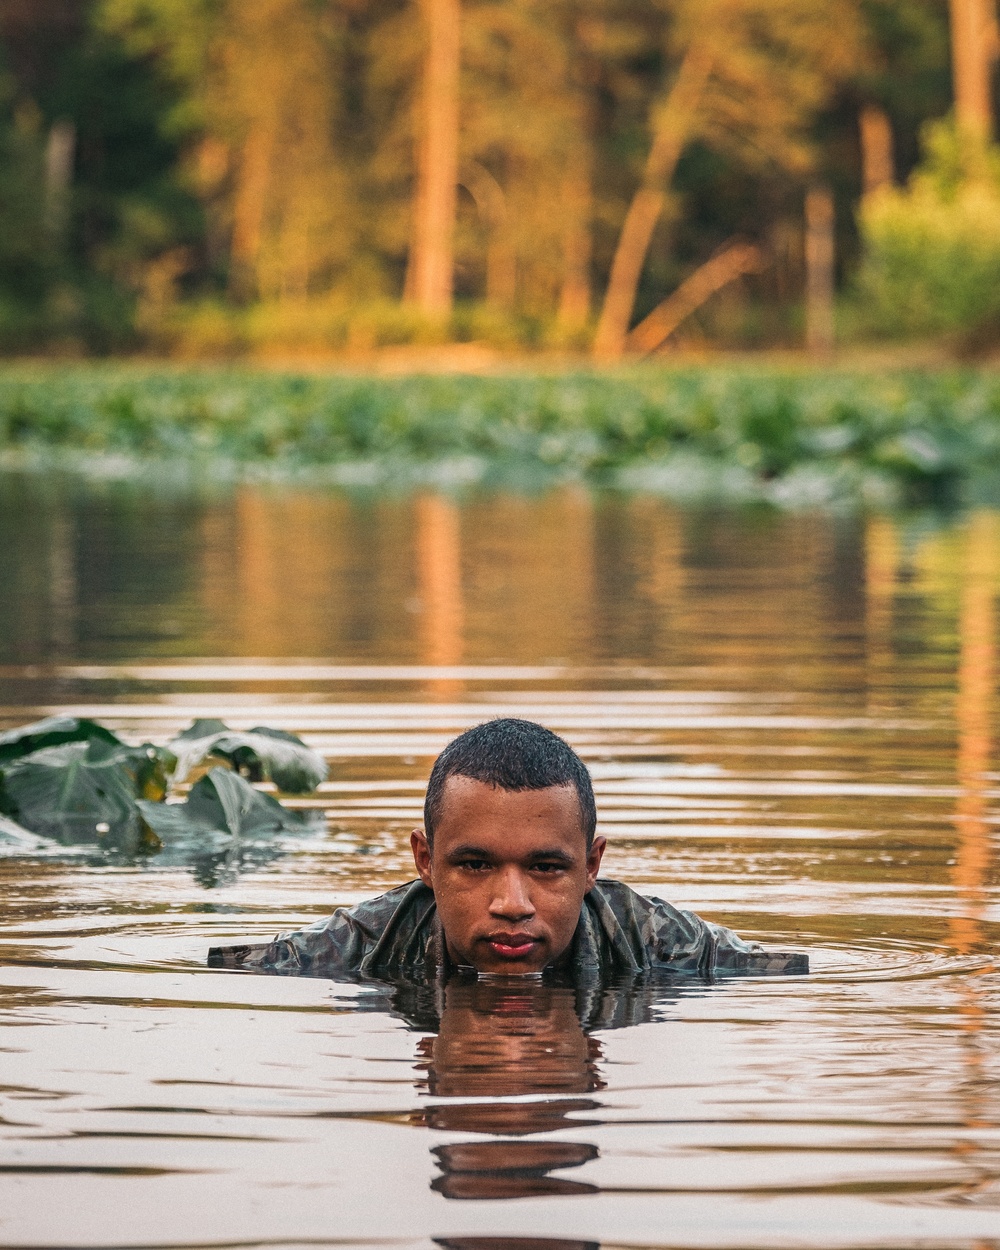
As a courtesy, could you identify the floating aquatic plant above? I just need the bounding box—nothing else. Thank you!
[138,766,313,847]
[3,365,1000,506]
[168,719,328,794]
[0,715,326,875]
[0,715,124,764]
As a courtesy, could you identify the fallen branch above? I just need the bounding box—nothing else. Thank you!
[625,240,765,357]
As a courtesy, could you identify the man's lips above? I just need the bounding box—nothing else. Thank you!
[484,933,540,959]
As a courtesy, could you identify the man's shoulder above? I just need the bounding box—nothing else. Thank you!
[207,879,434,972]
[591,878,651,903]
[589,877,680,917]
[345,879,434,930]
[587,877,808,976]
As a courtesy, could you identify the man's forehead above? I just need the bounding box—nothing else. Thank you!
[433,776,584,835]
[438,775,579,811]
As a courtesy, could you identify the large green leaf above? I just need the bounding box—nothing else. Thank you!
[86,737,177,802]
[0,741,158,851]
[0,716,123,766]
[168,719,328,794]
[137,767,318,887]
[0,812,51,853]
[137,766,308,844]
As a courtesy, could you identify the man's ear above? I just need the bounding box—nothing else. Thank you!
[584,835,606,892]
[411,828,434,888]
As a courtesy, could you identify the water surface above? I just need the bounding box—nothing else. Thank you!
[0,472,998,1248]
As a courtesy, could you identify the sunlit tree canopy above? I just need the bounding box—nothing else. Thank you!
[0,0,986,354]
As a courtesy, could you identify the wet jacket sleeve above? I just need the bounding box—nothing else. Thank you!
[207,906,376,975]
[206,881,437,977]
[644,896,808,976]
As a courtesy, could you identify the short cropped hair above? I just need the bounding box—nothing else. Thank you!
[423,718,597,848]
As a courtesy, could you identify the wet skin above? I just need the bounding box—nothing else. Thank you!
[410,777,606,975]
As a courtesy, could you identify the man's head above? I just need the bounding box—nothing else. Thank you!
[411,719,606,975]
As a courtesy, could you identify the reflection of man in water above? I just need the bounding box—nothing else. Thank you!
[418,977,603,1200]
[210,718,806,981]
[421,977,603,1099]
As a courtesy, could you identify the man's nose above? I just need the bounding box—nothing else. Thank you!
[488,867,535,920]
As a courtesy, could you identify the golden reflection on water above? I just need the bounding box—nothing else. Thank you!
[863,514,898,711]
[951,512,999,1178]
[416,494,464,698]
[953,510,999,958]
[4,482,916,674]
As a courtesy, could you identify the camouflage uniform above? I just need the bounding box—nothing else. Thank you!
[208,878,807,981]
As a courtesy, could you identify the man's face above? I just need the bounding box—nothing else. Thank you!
[410,776,606,975]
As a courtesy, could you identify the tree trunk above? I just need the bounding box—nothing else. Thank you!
[230,122,276,300]
[949,0,996,141]
[805,185,835,356]
[592,41,713,362]
[43,119,75,243]
[557,142,593,331]
[859,104,894,197]
[408,0,461,317]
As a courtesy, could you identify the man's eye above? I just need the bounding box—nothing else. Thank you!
[532,862,566,874]
[458,859,490,872]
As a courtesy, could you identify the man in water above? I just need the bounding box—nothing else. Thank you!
[208,717,807,980]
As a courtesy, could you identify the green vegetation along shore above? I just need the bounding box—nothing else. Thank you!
[2,364,1000,508]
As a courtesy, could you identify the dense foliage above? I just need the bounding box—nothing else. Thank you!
[2,364,1000,506]
[858,122,1000,343]
[0,0,958,353]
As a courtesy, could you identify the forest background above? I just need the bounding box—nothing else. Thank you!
[0,0,997,362]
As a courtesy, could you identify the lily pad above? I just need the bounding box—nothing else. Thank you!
[0,716,123,766]
[87,737,177,803]
[137,767,318,885]
[137,766,310,846]
[0,812,52,853]
[168,719,328,794]
[0,740,158,850]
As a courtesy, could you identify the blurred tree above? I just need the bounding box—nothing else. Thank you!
[859,104,895,195]
[459,0,587,318]
[855,2,1000,347]
[0,0,983,353]
[102,0,358,302]
[949,0,997,142]
[851,1,956,180]
[0,0,199,349]
[407,0,460,315]
[0,68,48,338]
[593,0,866,360]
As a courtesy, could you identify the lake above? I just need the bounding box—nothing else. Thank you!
[0,469,997,1249]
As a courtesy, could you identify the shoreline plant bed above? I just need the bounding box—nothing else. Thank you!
[1,364,1000,507]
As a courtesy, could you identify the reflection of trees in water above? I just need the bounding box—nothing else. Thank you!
[0,475,203,664]
[415,494,464,699]
[952,511,997,957]
[865,510,999,1195]
[48,507,77,657]
[863,515,899,714]
[950,511,998,1194]
[415,978,604,1200]
[0,475,922,671]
